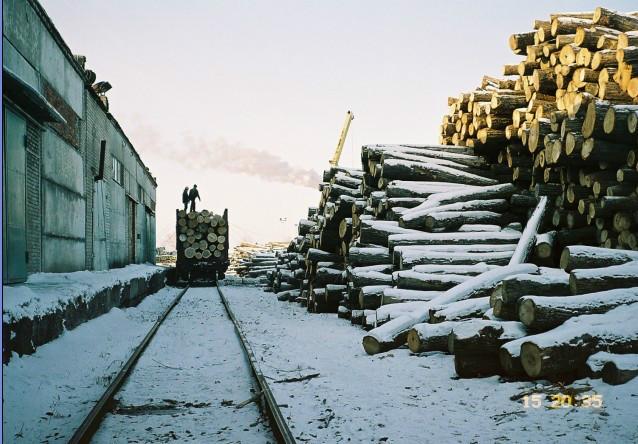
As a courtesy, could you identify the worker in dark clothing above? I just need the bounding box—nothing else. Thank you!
[182,187,189,212]
[188,184,201,212]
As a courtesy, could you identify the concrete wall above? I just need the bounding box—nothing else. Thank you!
[41,130,86,272]
[2,0,158,281]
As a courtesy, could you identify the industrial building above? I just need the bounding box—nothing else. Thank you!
[3,0,157,283]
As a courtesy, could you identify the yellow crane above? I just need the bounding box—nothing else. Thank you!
[329,110,354,167]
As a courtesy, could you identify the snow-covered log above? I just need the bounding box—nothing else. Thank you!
[399,199,510,229]
[500,268,570,303]
[388,230,521,249]
[399,250,513,269]
[520,303,638,379]
[559,245,638,271]
[449,320,527,377]
[382,288,442,304]
[518,288,638,331]
[430,297,491,323]
[393,270,470,291]
[349,270,393,287]
[407,321,461,353]
[587,352,638,385]
[348,247,391,266]
[358,285,393,309]
[509,196,548,265]
[411,263,500,275]
[424,210,510,230]
[569,262,638,294]
[359,220,416,247]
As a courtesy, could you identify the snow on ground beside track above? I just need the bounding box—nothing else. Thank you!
[221,285,638,444]
[93,287,274,443]
[2,286,180,443]
[3,264,164,321]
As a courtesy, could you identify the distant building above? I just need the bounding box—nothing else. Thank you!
[3,0,157,283]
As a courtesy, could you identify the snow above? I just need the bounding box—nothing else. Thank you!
[587,352,638,373]
[3,264,164,322]
[2,286,181,443]
[458,224,501,232]
[221,286,638,443]
[93,287,273,443]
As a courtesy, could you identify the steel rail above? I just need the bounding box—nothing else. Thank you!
[215,285,297,444]
[68,286,190,444]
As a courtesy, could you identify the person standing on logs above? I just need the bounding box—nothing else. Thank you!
[182,186,189,212]
[188,184,201,212]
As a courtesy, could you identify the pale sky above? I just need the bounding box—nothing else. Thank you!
[41,0,636,249]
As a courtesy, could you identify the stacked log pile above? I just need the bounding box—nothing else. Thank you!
[267,6,638,386]
[440,7,638,253]
[176,209,228,259]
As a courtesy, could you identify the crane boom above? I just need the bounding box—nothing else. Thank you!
[329,111,354,167]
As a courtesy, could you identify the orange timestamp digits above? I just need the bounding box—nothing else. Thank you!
[522,393,603,409]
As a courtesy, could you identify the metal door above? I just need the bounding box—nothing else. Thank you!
[3,107,28,283]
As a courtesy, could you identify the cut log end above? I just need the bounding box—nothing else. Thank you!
[518,298,536,327]
[362,335,383,355]
[521,342,543,378]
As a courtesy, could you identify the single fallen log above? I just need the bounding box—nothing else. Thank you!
[500,268,570,304]
[385,180,476,198]
[393,270,470,290]
[569,262,638,294]
[314,267,345,286]
[276,289,300,302]
[306,248,340,263]
[382,288,442,304]
[520,303,638,379]
[411,263,500,275]
[449,320,527,377]
[424,211,510,230]
[399,250,513,268]
[559,246,638,271]
[518,288,638,331]
[407,321,462,353]
[587,352,638,385]
[430,297,491,323]
[359,285,393,309]
[388,230,521,249]
[349,269,393,287]
[509,196,548,265]
[359,220,415,246]
[348,247,391,267]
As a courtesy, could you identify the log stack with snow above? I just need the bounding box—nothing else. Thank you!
[269,6,638,386]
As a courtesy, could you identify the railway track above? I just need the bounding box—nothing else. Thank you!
[68,284,295,444]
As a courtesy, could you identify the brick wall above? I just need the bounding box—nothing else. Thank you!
[25,121,42,273]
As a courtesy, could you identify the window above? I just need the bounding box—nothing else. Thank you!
[112,156,123,184]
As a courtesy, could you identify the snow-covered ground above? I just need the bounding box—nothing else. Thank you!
[221,285,638,444]
[3,264,164,322]
[2,286,180,443]
[93,287,274,443]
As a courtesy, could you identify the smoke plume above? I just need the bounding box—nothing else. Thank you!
[182,136,321,188]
